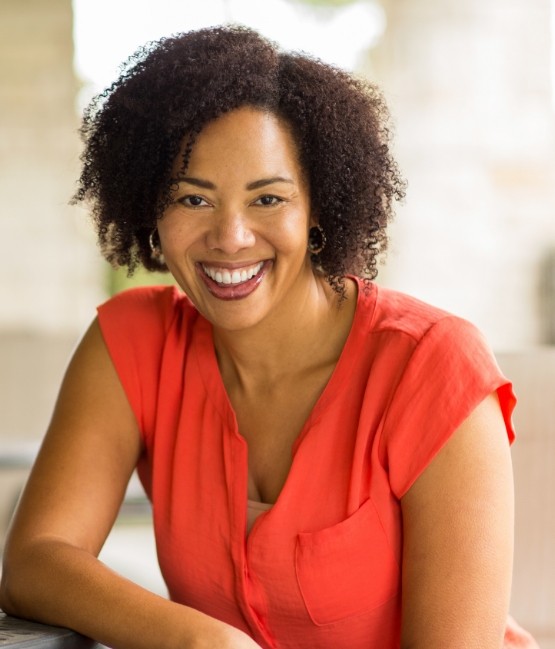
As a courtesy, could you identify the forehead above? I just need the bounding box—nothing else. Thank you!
[173,107,304,178]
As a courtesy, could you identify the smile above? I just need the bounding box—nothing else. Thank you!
[201,261,264,286]
[197,260,271,301]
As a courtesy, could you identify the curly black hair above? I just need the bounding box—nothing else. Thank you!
[73,25,405,290]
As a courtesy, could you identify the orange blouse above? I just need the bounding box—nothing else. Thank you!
[97,278,516,649]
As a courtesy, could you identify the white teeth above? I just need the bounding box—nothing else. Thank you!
[202,262,264,285]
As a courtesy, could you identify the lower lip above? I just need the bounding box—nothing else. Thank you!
[197,261,271,300]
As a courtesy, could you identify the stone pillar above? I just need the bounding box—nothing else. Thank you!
[367,0,555,347]
[0,0,105,335]
[0,0,105,447]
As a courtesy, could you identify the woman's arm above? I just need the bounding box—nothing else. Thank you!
[0,319,260,649]
[400,393,514,649]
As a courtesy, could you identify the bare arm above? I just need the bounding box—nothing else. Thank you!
[400,393,514,649]
[0,319,260,649]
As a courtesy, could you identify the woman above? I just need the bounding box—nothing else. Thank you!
[0,26,535,649]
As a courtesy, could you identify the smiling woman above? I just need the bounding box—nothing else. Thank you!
[71,26,403,294]
[0,25,538,649]
[158,107,314,330]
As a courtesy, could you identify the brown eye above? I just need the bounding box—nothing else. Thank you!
[180,195,208,207]
[256,195,282,206]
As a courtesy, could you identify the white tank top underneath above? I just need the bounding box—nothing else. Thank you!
[247,499,272,533]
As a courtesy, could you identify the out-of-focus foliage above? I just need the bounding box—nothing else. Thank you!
[109,266,176,296]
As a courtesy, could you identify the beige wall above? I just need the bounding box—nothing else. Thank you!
[0,0,105,444]
[0,0,104,337]
[497,349,555,648]
[368,0,555,348]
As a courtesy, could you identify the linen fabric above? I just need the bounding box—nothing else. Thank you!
[97,278,516,649]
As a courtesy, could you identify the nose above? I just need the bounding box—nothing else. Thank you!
[205,209,256,254]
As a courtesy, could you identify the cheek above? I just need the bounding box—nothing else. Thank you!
[158,215,201,255]
[277,212,310,251]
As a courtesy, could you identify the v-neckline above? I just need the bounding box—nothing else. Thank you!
[192,277,376,510]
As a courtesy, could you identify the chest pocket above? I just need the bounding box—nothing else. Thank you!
[295,497,400,626]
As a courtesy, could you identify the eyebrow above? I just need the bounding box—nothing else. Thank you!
[175,176,295,190]
[175,176,216,190]
[246,177,294,190]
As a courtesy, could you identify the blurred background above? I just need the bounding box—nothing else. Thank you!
[0,0,554,644]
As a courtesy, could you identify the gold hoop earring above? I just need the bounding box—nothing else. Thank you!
[307,225,326,255]
[149,228,165,265]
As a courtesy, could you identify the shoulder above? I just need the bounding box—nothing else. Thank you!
[365,286,516,497]
[364,284,499,387]
[370,284,461,341]
[96,284,201,345]
[354,281,486,356]
[94,285,198,438]
[98,284,192,325]
[95,284,198,384]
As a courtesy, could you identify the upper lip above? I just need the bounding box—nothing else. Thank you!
[197,260,268,270]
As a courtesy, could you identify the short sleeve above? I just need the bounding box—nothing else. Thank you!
[381,316,516,499]
[96,285,182,439]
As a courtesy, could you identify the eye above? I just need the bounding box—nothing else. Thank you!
[254,195,283,207]
[178,194,209,207]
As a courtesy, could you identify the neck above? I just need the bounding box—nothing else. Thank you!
[212,275,357,391]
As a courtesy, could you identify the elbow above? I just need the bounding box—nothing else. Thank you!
[0,545,44,618]
[0,567,20,616]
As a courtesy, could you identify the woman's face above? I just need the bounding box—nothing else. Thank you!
[158,106,315,332]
